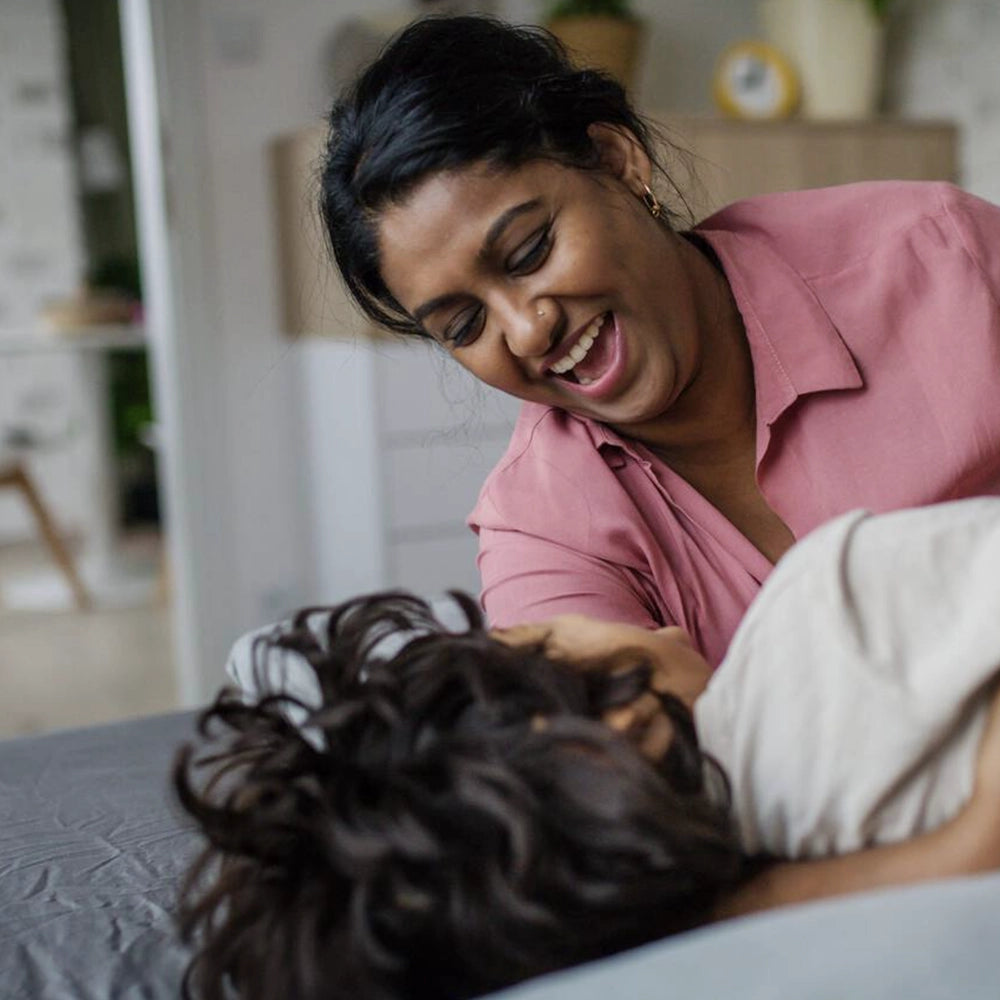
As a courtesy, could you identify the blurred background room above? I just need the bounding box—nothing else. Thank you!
[0,0,169,735]
[0,0,997,737]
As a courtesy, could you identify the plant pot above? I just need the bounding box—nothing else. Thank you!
[546,16,644,91]
[758,0,885,119]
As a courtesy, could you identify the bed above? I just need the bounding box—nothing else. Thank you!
[2,709,1000,999]
[0,712,196,999]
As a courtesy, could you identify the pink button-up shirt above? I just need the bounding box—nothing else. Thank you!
[468,182,1000,666]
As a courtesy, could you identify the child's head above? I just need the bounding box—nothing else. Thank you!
[175,592,746,1000]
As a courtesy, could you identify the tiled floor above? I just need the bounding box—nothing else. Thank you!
[0,535,178,738]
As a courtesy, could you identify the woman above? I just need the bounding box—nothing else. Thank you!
[320,15,1000,666]
[313,10,1000,922]
[177,495,1000,999]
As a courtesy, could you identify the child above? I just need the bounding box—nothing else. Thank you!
[175,590,749,1000]
[175,498,1000,1000]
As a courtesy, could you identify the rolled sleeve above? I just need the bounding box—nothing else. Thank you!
[477,525,664,629]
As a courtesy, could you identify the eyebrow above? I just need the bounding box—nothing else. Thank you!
[411,198,544,324]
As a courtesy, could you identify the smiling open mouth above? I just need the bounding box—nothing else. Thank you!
[549,313,614,385]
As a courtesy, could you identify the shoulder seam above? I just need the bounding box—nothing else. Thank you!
[938,185,1000,313]
[486,406,586,477]
[800,194,952,284]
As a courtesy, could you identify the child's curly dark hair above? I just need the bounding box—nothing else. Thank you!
[174,591,749,1000]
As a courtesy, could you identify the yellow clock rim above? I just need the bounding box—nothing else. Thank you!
[713,39,800,120]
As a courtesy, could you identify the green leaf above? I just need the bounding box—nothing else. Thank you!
[546,0,635,21]
[866,0,895,19]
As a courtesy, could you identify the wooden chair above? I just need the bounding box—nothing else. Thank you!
[0,457,91,611]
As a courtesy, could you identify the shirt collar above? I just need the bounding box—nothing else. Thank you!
[693,226,863,429]
[556,224,863,463]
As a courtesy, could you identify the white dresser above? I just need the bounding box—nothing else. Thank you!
[296,334,519,604]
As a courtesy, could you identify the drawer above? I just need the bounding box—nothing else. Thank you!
[388,530,482,600]
[375,340,520,437]
[383,435,512,533]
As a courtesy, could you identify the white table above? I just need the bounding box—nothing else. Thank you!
[0,325,147,592]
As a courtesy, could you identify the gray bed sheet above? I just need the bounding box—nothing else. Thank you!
[0,711,197,1000]
[496,871,1000,1000]
[3,709,1000,1000]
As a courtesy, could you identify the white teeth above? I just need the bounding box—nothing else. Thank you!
[550,315,606,376]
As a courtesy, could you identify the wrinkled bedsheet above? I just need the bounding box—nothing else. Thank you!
[4,710,1000,1000]
[0,711,199,1000]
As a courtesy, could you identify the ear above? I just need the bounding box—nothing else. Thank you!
[587,123,652,193]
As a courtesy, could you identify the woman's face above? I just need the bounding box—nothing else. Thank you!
[494,615,712,763]
[376,129,717,438]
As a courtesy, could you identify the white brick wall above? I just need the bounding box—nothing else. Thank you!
[0,0,88,541]
[886,0,1000,203]
[0,0,83,327]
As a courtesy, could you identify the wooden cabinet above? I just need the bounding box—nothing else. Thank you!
[655,116,958,218]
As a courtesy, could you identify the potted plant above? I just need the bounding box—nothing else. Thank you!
[758,0,897,118]
[544,0,645,92]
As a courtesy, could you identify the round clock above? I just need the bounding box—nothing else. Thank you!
[713,40,799,120]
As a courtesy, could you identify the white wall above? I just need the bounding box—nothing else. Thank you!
[629,0,757,112]
[884,0,1000,202]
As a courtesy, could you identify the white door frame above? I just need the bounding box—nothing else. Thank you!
[120,0,237,705]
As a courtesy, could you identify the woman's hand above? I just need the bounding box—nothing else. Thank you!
[492,615,711,762]
[717,681,1000,920]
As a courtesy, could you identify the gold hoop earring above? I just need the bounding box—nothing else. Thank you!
[641,183,662,220]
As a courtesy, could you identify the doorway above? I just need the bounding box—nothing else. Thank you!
[0,0,175,736]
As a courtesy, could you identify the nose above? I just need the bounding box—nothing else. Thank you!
[500,297,560,359]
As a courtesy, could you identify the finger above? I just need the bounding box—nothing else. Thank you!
[629,692,662,725]
[639,713,674,763]
[603,705,637,733]
[491,624,549,647]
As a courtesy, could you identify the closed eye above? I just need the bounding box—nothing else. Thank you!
[438,223,552,348]
[443,304,485,348]
[506,225,552,275]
